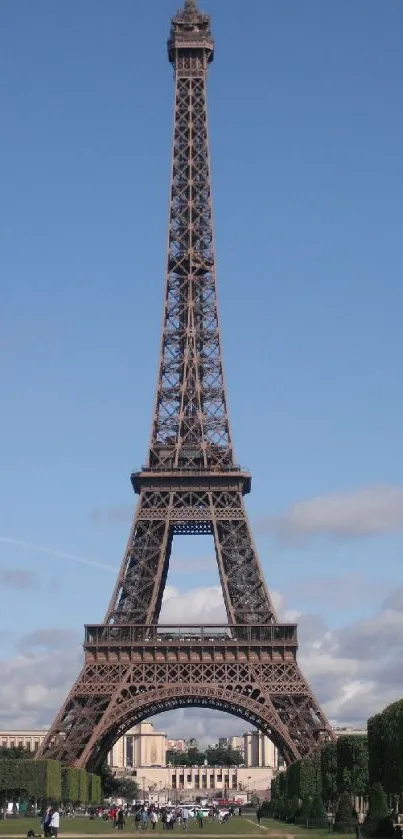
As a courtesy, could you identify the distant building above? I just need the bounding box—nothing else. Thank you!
[333,727,367,738]
[0,731,47,753]
[167,738,187,752]
[0,721,279,796]
[108,721,167,769]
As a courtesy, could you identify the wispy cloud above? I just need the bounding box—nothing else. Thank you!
[0,568,38,589]
[0,538,118,573]
[258,485,403,543]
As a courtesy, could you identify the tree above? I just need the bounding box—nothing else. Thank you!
[205,747,243,767]
[289,795,301,823]
[380,700,403,797]
[334,790,357,833]
[310,793,327,827]
[99,763,121,798]
[367,715,386,788]
[337,736,369,797]
[116,778,139,803]
[299,797,312,828]
[321,742,338,808]
[364,783,391,838]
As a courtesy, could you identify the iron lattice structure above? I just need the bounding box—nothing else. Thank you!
[37,0,334,771]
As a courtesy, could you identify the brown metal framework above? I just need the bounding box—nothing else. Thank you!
[36,0,334,771]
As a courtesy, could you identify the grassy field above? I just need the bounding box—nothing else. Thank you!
[0,815,357,839]
[0,815,264,837]
[262,819,353,839]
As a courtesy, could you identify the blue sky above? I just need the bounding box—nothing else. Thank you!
[0,0,402,738]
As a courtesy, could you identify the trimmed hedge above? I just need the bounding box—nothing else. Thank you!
[77,768,88,805]
[61,766,79,803]
[0,759,100,804]
[88,773,102,805]
[287,753,322,800]
[0,760,60,801]
[368,699,403,796]
[337,735,368,797]
[321,741,338,807]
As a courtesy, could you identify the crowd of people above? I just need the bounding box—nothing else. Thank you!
[102,803,240,831]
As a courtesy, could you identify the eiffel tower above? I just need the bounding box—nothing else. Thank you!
[37,0,333,772]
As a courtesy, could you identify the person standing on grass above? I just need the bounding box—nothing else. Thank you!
[256,807,262,826]
[182,808,190,831]
[43,807,53,837]
[197,808,204,829]
[51,808,60,838]
[117,809,125,832]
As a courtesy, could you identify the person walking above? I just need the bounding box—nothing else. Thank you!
[117,810,125,832]
[182,808,190,831]
[256,808,262,826]
[51,809,60,838]
[197,809,204,829]
[150,811,158,831]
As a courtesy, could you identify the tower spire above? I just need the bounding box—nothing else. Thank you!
[184,0,198,10]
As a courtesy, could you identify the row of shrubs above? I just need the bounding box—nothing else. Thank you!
[0,759,102,805]
[263,784,395,836]
[261,698,403,837]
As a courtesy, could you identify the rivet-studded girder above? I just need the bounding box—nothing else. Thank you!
[36,0,334,769]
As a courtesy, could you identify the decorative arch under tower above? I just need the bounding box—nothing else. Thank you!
[36,0,334,771]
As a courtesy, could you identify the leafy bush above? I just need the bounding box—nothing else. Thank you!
[337,736,369,797]
[334,790,357,833]
[310,793,327,828]
[364,783,391,837]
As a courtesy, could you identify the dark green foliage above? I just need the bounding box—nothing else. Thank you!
[116,777,138,802]
[299,797,312,827]
[278,771,288,798]
[378,700,403,795]
[337,736,369,797]
[167,745,242,767]
[205,746,243,766]
[364,783,391,837]
[270,775,280,801]
[88,773,102,805]
[62,766,79,803]
[100,763,120,798]
[321,742,338,807]
[310,793,327,827]
[334,790,357,833]
[77,768,88,804]
[367,715,386,788]
[289,795,301,821]
[0,759,61,801]
[0,747,32,761]
[287,754,322,800]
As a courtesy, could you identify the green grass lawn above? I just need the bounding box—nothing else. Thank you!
[0,816,264,837]
[261,818,353,839]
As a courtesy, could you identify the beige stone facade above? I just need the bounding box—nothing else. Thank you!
[132,765,273,797]
[0,731,47,753]
[108,722,166,769]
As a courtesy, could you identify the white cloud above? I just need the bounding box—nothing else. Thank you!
[160,585,285,624]
[259,484,403,541]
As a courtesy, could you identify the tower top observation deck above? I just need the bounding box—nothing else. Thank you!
[168,0,214,64]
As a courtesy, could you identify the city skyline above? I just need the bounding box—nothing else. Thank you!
[1,0,402,745]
